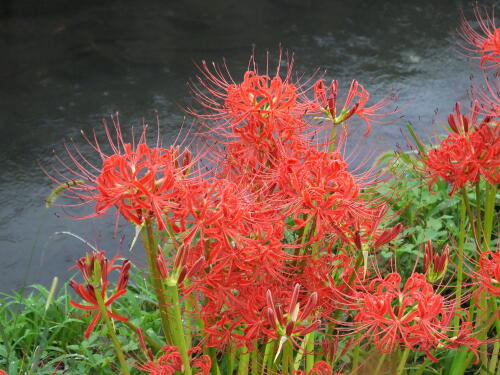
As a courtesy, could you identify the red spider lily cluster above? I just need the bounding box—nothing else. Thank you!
[44,5,500,375]
[423,104,500,195]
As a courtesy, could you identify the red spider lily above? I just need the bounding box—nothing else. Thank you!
[311,79,396,136]
[276,148,385,245]
[190,54,310,140]
[0,371,7,375]
[472,75,500,116]
[44,115,195,230]
[424,113,500,195]
[292,361,338,375]
[474,251,500,298]
[353,272,480,361]
[137,345,211,375]
[264,284,321,344]
[69,251,130,338]
[457,5,500,69]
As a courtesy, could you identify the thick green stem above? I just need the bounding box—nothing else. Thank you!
[94,286,130,375]
[305,331,315,374]
[351,335,361,374]
[226,343,236,375]
[262,339,276,375]
[488,299,500,375]
[208,347,222,375]
[328,124,338,153]
[251,346,259,375]
[476,291,489,375]
[237,346,250,375]
[373,353,386,375]
[142,220,173,344]
[395,347,410,375]
[281,339,293,375]
[166,278,192,375]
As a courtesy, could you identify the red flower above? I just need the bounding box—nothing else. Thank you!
[137,345,211,375]
[190,54,309,140]
[311,79,396,136]
[353,272,481,361]
[69,251,130,338]
[292,361,336,375]
[458,5,500,69]
[45,115,193,230]
[424,108,499,195]
[475,251,500,298]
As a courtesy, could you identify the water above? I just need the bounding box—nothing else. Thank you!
[0,0,495,293]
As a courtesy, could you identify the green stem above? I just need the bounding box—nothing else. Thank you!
[483,182,497,251]
[208,347,222,375]
[262,339,276,375]
[226,343,236,375]
[251,346,259,375]
[461,188,480,249]
[282,340,293,375]
[453,198,466,328]
[488,299,500,375]
[119,315,162,352]
[475,182,483,242]
[413,358,431,375]
[328,124,338,152]
[237,346,250,375]
[476,291,488,375]
[395,347,410,375]
[94,285,130,375]
[351,335,360,374]
[373,353,386,375]
[166,278,192,375]
[305,331,315,374]
[142,220,173,344]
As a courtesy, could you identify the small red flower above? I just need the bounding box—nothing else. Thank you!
[311,79,396,136]
[69,251,130,338]
[292,361,336,375]
[137,346,211,375]
[458,5,500,69]
[475,251,500,298]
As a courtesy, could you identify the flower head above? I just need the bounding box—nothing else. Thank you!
[311,79,396,136]
[423,106,499,195]
[353,272,480,361]
[458,5,500,69]
[45,115,194,230]
[69,251,130,338]
[137,345,211,375]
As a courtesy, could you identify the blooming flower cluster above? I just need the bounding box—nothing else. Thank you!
[424,102,499,195]
[45,7,500,372]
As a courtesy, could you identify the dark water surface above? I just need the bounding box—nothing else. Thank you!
[0,0,495,293]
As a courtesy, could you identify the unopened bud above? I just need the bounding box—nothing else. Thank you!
[424,241,449,282]
[374,223,403,250]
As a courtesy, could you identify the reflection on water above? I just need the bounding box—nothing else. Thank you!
[0,0,495,292]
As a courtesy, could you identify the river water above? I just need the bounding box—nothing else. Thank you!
[0,0,495,293]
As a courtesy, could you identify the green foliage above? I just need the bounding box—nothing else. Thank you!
[0,268,159,374]
[374,151,464,275]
